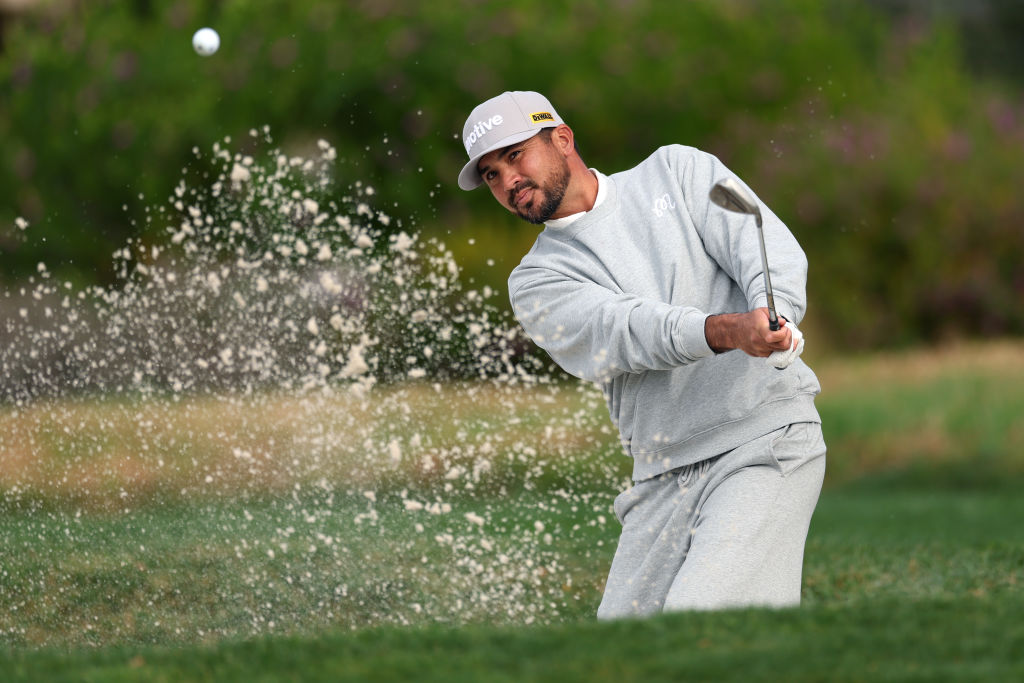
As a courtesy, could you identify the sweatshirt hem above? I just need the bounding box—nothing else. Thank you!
[628,392,820,482]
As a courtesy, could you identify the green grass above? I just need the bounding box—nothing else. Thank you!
[2,341,1024,679]
[805,489,1024,606]
[811,344,1024,488]
[3,491,1020,682]
[4,596,1023,681]
[0,492,617,648]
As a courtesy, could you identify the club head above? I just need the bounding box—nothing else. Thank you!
[709,177,762,226]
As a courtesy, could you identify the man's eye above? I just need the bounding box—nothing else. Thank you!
[509,150,521,161]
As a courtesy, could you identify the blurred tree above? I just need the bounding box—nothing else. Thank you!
[1,0,1022,349]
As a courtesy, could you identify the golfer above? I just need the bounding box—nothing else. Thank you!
[458,91,826,617]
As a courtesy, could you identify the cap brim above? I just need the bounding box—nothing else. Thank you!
[457,128,548,191]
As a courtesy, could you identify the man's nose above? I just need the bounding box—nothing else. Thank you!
[500,168,522,193]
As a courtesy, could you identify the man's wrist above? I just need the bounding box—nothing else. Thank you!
[704,313,739,353]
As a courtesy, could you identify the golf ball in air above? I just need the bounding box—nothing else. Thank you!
[192,28,220,56]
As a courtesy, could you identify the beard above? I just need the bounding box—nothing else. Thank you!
[511,158,571,225]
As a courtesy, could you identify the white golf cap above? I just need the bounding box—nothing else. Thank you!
[457,91,564,191]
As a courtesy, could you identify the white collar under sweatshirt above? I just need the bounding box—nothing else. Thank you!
[544,169,608,230]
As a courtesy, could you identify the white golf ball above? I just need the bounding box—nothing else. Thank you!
[192,27,220,57]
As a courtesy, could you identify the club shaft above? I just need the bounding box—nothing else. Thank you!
[754,216,779,331]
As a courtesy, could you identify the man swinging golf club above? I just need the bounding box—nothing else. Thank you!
[458,91,825,616]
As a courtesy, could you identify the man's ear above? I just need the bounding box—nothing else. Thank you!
[550,124,575,157]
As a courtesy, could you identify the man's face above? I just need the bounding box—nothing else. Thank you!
[477,131,570,225]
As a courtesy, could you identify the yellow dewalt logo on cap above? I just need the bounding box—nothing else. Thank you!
[530,112,555,124]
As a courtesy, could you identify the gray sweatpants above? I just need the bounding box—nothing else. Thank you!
[597,422,826,619]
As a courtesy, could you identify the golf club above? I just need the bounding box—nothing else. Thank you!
[709,178,780,331]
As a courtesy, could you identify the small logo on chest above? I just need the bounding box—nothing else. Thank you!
[653,193,676,217]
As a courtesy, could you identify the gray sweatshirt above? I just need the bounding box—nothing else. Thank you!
[508,145,821,481]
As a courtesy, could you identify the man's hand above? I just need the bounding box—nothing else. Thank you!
[704,308,793,357]
[768,323,804,369]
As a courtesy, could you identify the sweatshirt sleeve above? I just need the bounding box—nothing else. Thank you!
[674,147,809,325]
[508,266,713,383]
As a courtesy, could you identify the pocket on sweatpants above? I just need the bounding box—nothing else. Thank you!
[611,483,648,526]
[768,422,826,476]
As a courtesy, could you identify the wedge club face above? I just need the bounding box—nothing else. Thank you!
[709,177,762,226]
[709,178,780,331]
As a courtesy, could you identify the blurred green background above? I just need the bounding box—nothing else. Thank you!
[2,0,1022,351]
